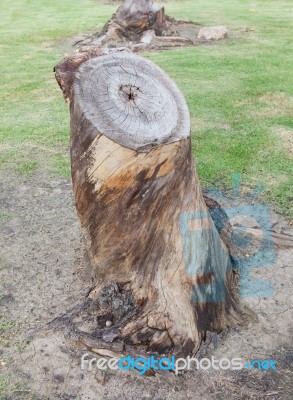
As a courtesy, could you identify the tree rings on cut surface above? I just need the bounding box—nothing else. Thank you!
[73,52,190,151]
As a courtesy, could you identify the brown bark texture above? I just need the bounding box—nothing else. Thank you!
[55,48,246,356]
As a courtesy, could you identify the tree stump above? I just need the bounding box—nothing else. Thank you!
[55,48,245,356]
[75,0,195,51]
[114,0,167,34]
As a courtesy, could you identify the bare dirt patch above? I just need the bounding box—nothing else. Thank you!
[0,170,292,399]
[274,126,293,158]
[255,92,293,118]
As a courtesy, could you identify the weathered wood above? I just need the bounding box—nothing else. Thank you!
[114,0,166,33]
[72,51,189,151]
[75,0,193,51]
[55,49,246,356]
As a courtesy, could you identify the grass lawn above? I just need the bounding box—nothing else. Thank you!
[0,0,292,217]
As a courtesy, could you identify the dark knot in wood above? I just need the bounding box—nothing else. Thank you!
[119,84,140,102]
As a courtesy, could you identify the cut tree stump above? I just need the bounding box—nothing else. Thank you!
[114,0,167,33]
[55,48,246,357]
[74,0,196,51]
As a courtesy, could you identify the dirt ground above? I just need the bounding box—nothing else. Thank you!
[0,169,292,400]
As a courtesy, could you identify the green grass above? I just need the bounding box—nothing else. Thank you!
[0,211,12,223]
[0,314,30,399]
[0,256,9,271]
[0,0,292,216]
[0,374,32,400]
[0,375,10,400]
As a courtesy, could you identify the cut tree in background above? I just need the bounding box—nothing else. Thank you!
[76,0,195,50]
[55,48,247,356]
[110,0,166,33]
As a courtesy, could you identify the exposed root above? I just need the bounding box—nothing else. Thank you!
[74,15,197,52]
[27,194,256,360]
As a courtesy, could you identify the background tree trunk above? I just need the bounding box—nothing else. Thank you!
[114,0,166,34]
[55,48,245,356]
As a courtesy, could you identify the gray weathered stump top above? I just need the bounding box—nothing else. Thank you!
[73,52,190,152]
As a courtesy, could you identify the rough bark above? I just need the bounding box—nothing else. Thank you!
[55,48,245,356]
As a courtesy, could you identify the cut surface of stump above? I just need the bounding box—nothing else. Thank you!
[55,48,247,357]
[73,51,190,151]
